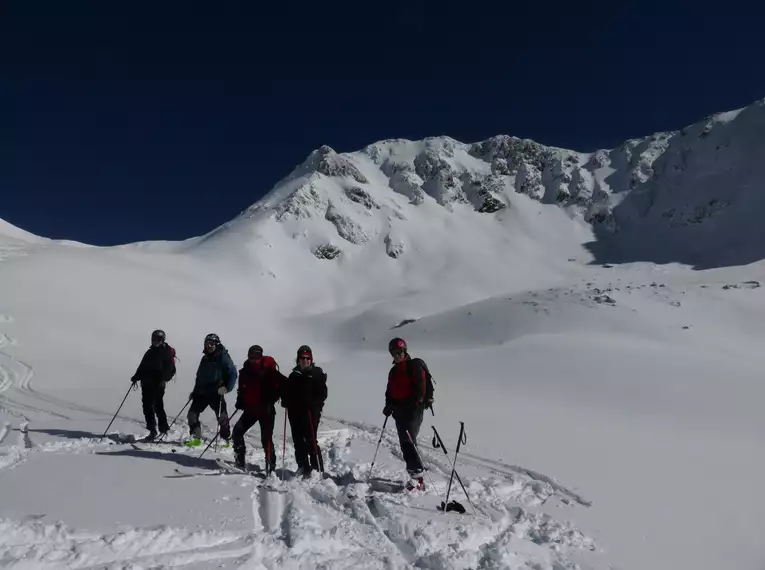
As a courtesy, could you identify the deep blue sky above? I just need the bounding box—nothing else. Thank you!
[2,1,763,245]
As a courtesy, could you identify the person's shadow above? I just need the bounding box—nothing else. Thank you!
[95,447,220,471]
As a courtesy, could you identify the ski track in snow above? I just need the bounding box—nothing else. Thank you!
[328,416,592,508]
[0,518,252,570]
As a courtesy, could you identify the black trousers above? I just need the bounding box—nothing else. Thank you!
[288,408,323,472]
[187,391,230,440]
[393,406,424,474]
[232,408,276,468]
[140,379,168,433]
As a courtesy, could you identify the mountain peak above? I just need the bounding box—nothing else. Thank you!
[212,96,765,270]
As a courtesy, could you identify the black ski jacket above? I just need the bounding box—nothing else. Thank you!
[132,343,176,384]
[281,365,328,416]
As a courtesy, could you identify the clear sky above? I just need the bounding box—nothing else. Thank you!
[2,0,763,245]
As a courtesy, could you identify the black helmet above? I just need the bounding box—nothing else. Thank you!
[151,329,166,344]
[248,345,263,358]
[389,337,407,353]
[204,333,220,347]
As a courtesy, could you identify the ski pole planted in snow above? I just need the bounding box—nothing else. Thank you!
[100,383,136,441]
[431,425,474,514]
[307,409,323,475]
[406,429,438,491]
[440,421,468,513]
[214,397,223,452]
[282,409,288,482]
[198,410,240,459]
[366,415,389,483]
[156,396,192,442]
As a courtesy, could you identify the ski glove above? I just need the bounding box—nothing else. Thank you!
[235,394,243,410]
[217,386,227,396]
[382,405,392,417]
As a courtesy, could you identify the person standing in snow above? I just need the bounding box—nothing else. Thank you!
[281,345,327,477]
[232,345,286,472]
[130,329,176,440]
[186,333,237,445]
[383,337,426,490]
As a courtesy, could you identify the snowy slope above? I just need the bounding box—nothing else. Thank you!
[2,96,765,570]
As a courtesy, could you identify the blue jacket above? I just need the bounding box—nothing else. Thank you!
[194,345,237,394]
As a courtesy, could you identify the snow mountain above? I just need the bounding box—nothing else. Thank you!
[2,97,765,570]
[187,96,765,279]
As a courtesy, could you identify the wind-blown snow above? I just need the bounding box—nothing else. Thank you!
[2,96,765,570]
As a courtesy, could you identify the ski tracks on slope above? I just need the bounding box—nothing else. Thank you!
[0,517,253,570]
[0,318,35,474]
[329,416,592,508]
[232,423,597,570]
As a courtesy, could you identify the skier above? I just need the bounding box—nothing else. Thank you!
[130,329,176,441]
[232,345,286,472]
[383,337,426,490]
[281,345,328,478]
[186,333,237,446]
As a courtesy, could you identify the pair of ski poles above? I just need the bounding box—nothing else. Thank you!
[99,386,222,448]
[101,387,320,480]
[366,415,476,515]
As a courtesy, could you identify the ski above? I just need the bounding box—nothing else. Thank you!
[170,467,236,479]
[215,458,268,480]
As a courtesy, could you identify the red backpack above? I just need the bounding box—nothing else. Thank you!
[168,344,177,380]
[260,355,277,370]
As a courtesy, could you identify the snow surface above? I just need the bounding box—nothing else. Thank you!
[2,97,765,569]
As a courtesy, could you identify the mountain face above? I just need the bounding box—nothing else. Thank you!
[192,97,765,271]
[3,97,763,278]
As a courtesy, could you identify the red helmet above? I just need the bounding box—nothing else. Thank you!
[388,338,407,352]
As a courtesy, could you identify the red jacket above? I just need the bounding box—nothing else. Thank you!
[385,356,426,408]
[237,356,284,412]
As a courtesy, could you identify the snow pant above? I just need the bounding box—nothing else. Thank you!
[393,406,424,474]
[187,391,230,440]
[140,379,168,434]
[288,408,323,473]
[232,408,276,470]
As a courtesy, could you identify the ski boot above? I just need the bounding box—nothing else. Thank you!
[406,469,425,491]
[140,430,157,443]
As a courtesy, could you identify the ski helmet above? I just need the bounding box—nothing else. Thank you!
[389,337,407,353]
[204,333,220,347]
[151,329,166,343]
[248,345,263,358]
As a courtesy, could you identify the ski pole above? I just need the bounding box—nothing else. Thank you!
[444,422,466,509]
[406,429,438,491]
[282,408,288,481]
[366,415,389,482]
[432,425,476,515]
[100,383,136,441]
[266,411,273,478]
[198,409,240,459]
[214,397,223,452]
[307,409,323,475]
[156,396,192,442]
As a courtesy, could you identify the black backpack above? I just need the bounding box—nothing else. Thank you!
[408,357,435,413]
